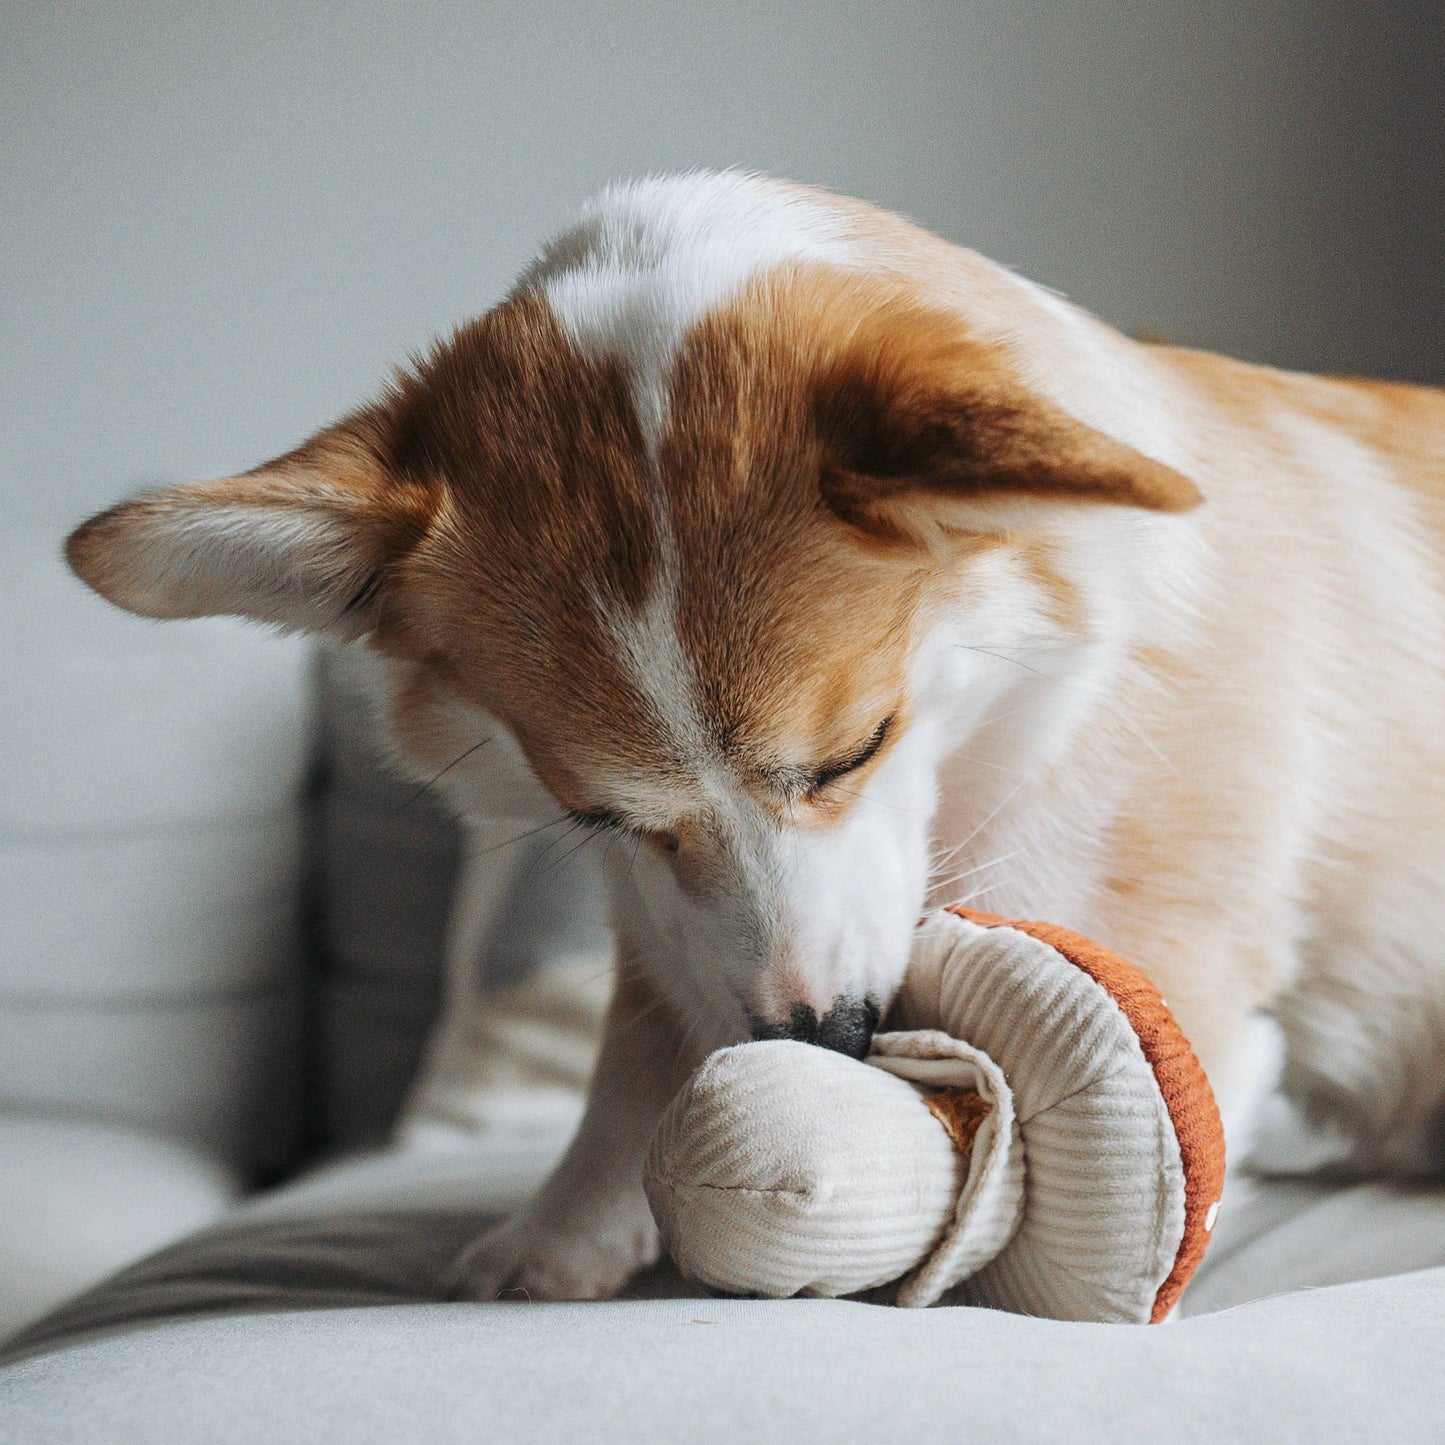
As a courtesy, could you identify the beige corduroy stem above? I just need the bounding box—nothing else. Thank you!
[643,1032,1024,1302]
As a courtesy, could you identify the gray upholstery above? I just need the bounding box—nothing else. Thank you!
[0,1117,239,1343]
[4,1276,1443,1445]
[0,533,311,1333]
[2,1140,1443,1442]
[309,647,460,1152]
[0,534,311,1171]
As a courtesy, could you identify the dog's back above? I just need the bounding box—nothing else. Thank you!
[929,331,1445,1172]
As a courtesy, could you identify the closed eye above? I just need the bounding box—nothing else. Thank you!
[565,805,679,857]
[806,714,895,797]
[566,805,634,835]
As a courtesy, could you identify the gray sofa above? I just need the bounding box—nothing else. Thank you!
[3,534,1444,1442]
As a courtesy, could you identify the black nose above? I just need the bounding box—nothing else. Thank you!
[749,996,880,1060]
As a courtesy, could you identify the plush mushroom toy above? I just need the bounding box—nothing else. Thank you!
[644,908,1226,1323]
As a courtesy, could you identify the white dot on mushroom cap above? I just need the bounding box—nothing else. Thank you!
[1205,1201,1220,1231]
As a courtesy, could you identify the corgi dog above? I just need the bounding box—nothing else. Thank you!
[67,172,1445,1301]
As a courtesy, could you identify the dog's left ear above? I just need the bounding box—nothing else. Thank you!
[65,422,436,639]
[816,304,1201,533]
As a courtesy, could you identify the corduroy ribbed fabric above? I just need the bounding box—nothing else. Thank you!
[645,910,1224,1323]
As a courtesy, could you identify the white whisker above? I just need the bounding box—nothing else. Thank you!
[927,847,1027,898]
[928,776,1031,873]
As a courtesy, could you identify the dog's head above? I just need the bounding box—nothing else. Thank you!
[68,174,1199,1052]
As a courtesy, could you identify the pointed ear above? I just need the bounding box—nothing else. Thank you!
[815,305,1201,534]
[65,427,435,638]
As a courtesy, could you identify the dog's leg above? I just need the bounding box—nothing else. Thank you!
[1205,1010,1285,1171]
[397,814,532,1143]
[443,957,700,1301]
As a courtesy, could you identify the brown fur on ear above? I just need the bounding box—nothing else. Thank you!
[65,419,437,637]
[814,299,1202,530]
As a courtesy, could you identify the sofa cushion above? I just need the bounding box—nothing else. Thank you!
[0,532,311,1174]
[0,1114,239,1342]
[5,1277,1445,1444]
[3,1132,1443,1440]
[0,1134,1442,1443]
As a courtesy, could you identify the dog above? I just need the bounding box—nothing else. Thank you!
[66,171,1445,1301]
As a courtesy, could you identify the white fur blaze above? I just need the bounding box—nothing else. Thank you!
[526,171,856,452]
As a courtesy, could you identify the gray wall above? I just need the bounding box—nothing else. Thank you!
[5,1,1440,533]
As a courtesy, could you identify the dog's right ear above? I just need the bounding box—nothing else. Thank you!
[65,423,437,639]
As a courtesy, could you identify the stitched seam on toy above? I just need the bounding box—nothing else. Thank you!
[1014,1058,1134,1125]
[657,1179,814,1200]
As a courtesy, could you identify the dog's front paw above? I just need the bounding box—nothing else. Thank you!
[444,1205,660,1302]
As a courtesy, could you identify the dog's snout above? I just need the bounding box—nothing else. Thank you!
[749,996,880,1060]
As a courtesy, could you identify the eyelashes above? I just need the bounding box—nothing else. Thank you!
[805,713,895,797]
[566,806,635,836]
